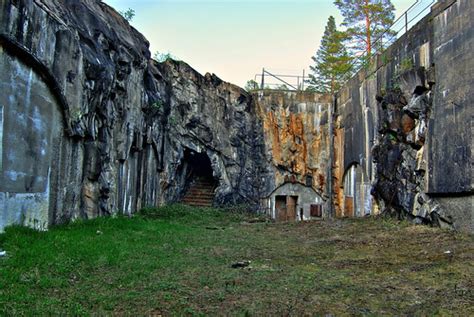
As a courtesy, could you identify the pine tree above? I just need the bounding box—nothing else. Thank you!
[308,16,352,94]
[334,0,395,56]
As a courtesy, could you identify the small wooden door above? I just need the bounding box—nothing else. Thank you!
[286,196,298,222]
[345,196,354,217]
[275,196,287,221]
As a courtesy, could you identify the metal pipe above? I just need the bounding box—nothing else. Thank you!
[263,69,298,90]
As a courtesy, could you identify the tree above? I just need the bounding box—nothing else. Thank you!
[307,16,353,94]
[334,0,395,57]
[153,51,178,62]
[244,79,260,92]
[119,8,135,22]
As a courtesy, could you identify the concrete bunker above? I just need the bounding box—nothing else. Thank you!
[179,148,217,207]
[342,163,371,217]
[266,182,325,221]
[0,42,64,231]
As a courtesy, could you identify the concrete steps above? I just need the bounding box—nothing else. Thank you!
[181,178,216,207]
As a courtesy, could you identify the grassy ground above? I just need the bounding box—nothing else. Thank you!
[0,205,472,316]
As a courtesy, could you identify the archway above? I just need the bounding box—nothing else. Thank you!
[179,148,217,207]
[342,164,365,217]
[182,148,214,181]
[0,41,64,231]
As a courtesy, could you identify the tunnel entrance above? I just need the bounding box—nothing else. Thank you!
[183,148,214,181]
[180,148,217,207]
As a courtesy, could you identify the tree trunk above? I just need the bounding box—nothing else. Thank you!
[365,0,372,56]
[331,76,335,95]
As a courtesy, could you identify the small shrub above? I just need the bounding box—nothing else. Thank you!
[151,100,163,110]
[153,51,179,63]
[119,8,135,22]
[400,57,413,72]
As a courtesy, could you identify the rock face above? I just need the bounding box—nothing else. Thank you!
[0,0,472,232]
[371,72,440,225]
[0,0,267,231]
[256,91,333,218]
[153,61,267,207]
[257,91,332,195]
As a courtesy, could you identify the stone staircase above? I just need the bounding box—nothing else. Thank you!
[182,178,216,207]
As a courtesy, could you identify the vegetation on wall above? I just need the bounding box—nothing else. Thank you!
[119,8,135,22]
[153,51,179,63]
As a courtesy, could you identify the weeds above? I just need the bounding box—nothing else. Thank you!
[0,206,472,315]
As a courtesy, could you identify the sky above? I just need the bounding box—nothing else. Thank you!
[103,0,417,87]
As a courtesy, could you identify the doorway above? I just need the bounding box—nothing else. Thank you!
[343,164,364,217]
[275,195,298,222]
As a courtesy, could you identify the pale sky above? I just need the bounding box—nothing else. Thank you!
[103,0,419,87]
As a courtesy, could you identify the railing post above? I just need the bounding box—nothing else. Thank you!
[405,12,408,33]
[261,68,265,90]
[302,69,305,91]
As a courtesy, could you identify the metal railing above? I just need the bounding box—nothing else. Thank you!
[254,68,307,91]
[344,0,436,75]
[254,0,438,91]
[253,0,436,93]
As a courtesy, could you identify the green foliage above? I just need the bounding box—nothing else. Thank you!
[168,115,177,126]
[151,100,163,110]
[139,204,250,225]
[70,108,84,121]
[244,79,260,92]
[307,16,353,94]
[119,8,135,22]
[153,51,178,63]
[0,211,472,315]
[304,86,319,93]
[400,57,413,72]
[334,0,396,56]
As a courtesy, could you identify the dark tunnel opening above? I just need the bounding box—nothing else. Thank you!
[179,148,217,207]
[183,148,214,181]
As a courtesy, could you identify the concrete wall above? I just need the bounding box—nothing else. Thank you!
[0,46,63,231]
[426,0,473,231]
[428,0,473,193]
[334,0,473,232]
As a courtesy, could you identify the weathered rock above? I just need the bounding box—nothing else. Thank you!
[401,114,415,134]
[0,0,472,233]
[0,0,267,231]
[371,70,449,227]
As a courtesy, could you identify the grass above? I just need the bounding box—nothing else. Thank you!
[0,204,472,316]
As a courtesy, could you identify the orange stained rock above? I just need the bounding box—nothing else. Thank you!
[258,92,333,197]
[264,111,282,163]
[333,127,345,218]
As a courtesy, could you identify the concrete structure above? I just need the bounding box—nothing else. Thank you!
[0,46,63,231]
[333,0,473,232]
[266,182,326,221]
[0,0,472,232]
